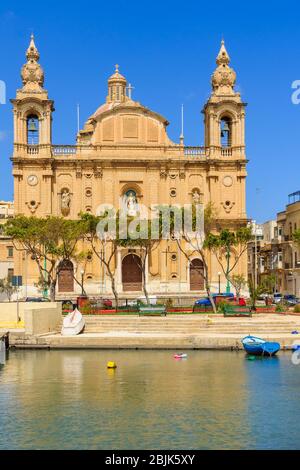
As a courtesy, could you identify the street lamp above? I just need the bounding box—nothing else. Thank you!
[80,269,85,296]
[218,272,221,294]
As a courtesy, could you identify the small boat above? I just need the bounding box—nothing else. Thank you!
[61,309,85,336]
[174,353,188,359]
[242,335,280,356]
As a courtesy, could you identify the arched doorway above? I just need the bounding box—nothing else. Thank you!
[190,259,204,291]
[58,260,74,293]
[122,254,142,292]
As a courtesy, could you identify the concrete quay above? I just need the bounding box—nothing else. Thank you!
[8,314,300,350]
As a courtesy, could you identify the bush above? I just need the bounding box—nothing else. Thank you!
[275,304,284,313]
[294,304,300,313]
[217,300,231,314]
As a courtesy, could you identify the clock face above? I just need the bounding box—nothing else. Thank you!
[27,175,38,186]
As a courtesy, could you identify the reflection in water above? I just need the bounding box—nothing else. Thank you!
[0,350,299,450]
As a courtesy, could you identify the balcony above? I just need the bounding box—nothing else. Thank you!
[27,145,39,155]
[184,147,207,157]
[52,145,77,156]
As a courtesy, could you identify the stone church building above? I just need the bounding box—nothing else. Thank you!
[11,36,247,298]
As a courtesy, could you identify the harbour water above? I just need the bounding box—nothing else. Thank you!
[0,350,299,450]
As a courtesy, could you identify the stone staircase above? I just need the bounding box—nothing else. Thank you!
[11,314,300,350]
[56,314,298,334]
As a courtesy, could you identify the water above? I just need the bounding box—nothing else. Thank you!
[0,350,299,450]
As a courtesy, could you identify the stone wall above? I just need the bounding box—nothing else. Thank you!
[0,302,62,334]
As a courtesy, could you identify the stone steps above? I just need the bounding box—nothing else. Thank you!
[56,315,299,337]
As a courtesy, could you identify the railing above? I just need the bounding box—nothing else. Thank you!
[52,145,77,156]
[221,147,233,157]
[184,147,207,156]
[27,145,39,155]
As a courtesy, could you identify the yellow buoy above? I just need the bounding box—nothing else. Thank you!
[107,361,117,369]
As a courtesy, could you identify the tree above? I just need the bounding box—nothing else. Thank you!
[0,277,18,302]
[205,227,252,293]
[118,220,160,305]
[293,229,300,246]
[168,203,219,314]
[248,278,265,311]
[260,274,276,294]
[81,213,119,308]
[230,274,247,301]
[5,216,87,301]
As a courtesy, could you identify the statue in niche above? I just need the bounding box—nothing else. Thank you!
[61,189,71,216]
[126,191,137,217]
[192,190,201,204]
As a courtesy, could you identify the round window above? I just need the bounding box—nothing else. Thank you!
[170,189,177,198]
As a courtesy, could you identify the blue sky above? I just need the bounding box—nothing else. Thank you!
[0,0,299,223]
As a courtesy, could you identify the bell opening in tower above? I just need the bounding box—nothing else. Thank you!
[220,117,232,147]
[27,115,39,145]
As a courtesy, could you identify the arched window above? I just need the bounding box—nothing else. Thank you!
[220,117,232,147]
[27,114,39,145]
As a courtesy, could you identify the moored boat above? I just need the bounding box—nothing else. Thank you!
[61,309,85,336]
[174,353,188,359]
[242,335,280,356]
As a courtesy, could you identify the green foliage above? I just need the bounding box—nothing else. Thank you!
[0,277,18,302]
[5,216,88,301]
[217,300,231,314]
[293,229,300,246]
[294,304,300,313]
[260,274,276,294]
[248,279,265,309]
[230,274,247,298]
[275,303,285,313]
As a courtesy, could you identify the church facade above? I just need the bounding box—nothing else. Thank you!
[11,36,248,298]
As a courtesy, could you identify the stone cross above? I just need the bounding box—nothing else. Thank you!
[127,83,135,100]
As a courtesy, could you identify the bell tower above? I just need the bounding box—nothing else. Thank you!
[11,34,54,158]
[203,40,246,159]
[11,35,54,218]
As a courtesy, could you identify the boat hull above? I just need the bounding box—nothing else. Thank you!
[61,309,85,336]
[242,336,280,356]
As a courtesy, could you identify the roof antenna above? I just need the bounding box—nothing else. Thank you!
[77,104,80,135]
[180,104,184,145]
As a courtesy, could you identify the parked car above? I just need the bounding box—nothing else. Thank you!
[273,293,283,304]
[90,298,113,309]
[283,295,300,306]
[257,293,270,301]
[25,297,50,302]
[193,293,235,310]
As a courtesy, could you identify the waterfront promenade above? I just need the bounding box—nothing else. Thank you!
[5,314,300,350]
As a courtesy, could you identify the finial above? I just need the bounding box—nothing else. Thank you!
[216,39,230,65]
[21,34,44,90]
[211,40,236,95]
[26,33,40,62]
[115,64,119,73]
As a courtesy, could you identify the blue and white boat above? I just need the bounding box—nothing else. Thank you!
[242,335,280,356]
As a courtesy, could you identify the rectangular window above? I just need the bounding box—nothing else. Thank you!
[7,247,13,258]
[7,268,14,282]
